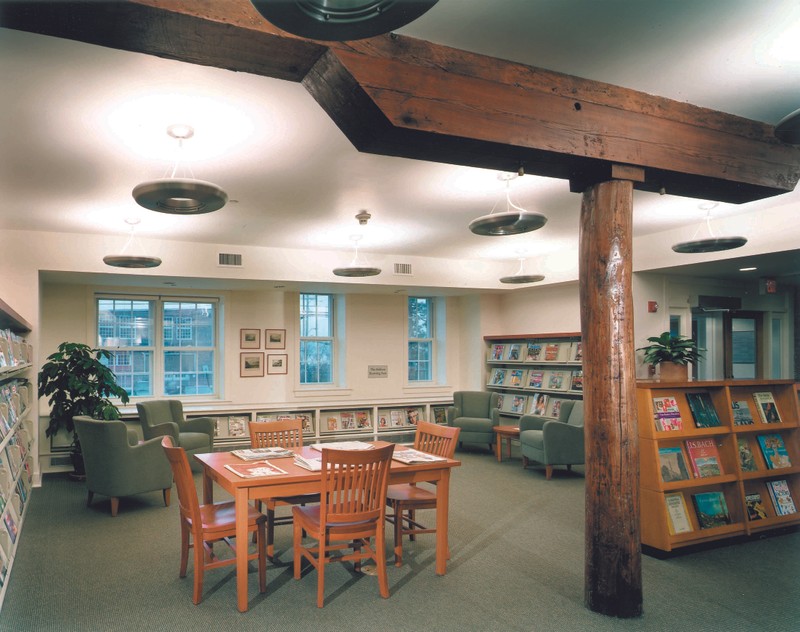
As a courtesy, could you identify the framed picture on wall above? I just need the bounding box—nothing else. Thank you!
[240,352,264,377]
[267,353,288,375]
[265,328,286,349]
[240,328,261,349]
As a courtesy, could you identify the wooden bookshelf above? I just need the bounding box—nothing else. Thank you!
[637,379,800,552]
[484,332,582,420]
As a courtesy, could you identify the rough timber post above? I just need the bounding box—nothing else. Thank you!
[579,176,642,617]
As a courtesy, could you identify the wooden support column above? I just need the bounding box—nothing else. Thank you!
[579,173,642,618]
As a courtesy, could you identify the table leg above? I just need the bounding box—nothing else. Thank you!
[202,469,213,504]
[505,436,512,460]
[435,469,451,575]
[235,488,250,612]
[495,436,502,462]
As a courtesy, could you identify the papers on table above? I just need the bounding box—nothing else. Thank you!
[310,441,375,452]
[231,447,293,461]
[224,461,288,478]
[392,448,447,464]
[293,454,323,471]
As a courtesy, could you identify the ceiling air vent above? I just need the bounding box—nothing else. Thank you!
[393,263,413,276]
[218,252,243,267]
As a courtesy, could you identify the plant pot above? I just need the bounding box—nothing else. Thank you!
[657,362,689,382]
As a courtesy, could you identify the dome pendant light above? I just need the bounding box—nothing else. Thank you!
[333,211,381,277]
[249,0,439,42]
[132,124,228,215]
[500,257,545,284]
[671,203,747,254]
[775,107,800,144]
[103,218,162,268]
[469,171,548,236]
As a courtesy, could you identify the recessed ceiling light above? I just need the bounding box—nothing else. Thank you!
[739,267,758,272]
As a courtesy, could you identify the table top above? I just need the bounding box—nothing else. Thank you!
[494,425,520,435]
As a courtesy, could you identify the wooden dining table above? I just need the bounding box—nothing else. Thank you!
[194,441,461,612]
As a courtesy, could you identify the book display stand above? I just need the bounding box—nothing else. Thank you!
[484,332,583,419]
[0,299,34,610]
[637,379,800,552]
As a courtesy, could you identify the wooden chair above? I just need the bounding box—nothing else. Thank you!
[248,419,320,557]
[161,436,267,605]
[293,443,395,608]
[385,421,460,566]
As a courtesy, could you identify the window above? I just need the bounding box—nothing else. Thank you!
[299,293,334,384]
[97,296,218,398]
[408,297,433,382]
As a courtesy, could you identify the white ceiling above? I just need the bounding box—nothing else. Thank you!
[1,0,799,285]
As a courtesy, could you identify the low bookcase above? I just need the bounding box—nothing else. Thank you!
[637,379,800,552]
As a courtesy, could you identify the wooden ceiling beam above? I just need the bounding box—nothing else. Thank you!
[2,0,798,203]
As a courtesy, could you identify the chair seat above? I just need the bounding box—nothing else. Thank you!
[454,416,493,432]
[195,501,265,534]
[519,429,544,449]
[179,431,212,451]
[386,483,436,504]
[294,505,377,533]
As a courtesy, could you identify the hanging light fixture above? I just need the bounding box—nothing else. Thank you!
[333,210,381,277]
[671,202,747,254]
[132,124,228,215]
[103,218,162,268]
[775,107,800,144]
[500,256,545,284]
[469,170,548,236]
[249,0,439,41]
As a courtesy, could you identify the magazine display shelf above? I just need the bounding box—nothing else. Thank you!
[637,379,800,553]
[178,399,453,449]
[0,298,34,609]
[484,332,582,419]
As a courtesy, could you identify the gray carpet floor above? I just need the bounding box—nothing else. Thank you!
[1,448,798,631]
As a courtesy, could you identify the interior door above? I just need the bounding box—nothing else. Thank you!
[722,312,764,379]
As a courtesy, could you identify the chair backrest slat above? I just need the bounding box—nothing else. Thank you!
[249,418,304,449]
[414,421,460,459]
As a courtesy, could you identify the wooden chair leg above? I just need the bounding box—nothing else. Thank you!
[522,456,529,469]
[266,504,276,559]
[257,522,267,594]
[192,537,205,605]
[293,519,302,580]
[393,506,404,567]
[110,497,119,517]
[316,540,327,608]
[376,530,389,599]
[545,465,553,480]
[179,520,190,578]
[163,487,171,507]
[408,509,417,542]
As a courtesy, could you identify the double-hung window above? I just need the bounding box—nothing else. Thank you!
[299,293,334,384]
[97,296,218,398]
[408,297,433,382]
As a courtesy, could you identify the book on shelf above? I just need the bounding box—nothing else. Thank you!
[685,392,722,428]
[731,400,755,425]
[496,394,505,411]
[745,492,768,521]
[664,492,693,534]
[737,437,758,472]
[508,369,526,388]
[326,415,339,431]
[572,342,583,362]
[227,416,248,437]
[756,434,792,469]
[311,440,375,451]
[490,368,507,386]
[506,343,522,361]
[752,392,782,423]
[685,438,723,478]
[547,370,569,390]
[527,370,544,389]
[547,398,566,419]
[691,491,732,529]
[356,410,371,429]
[392,448,447,464]
[569,370,583,392]
[658,446,691,482]
[652,396,683,432]
[544,343,560,361]
[405,408,421,425]
[390,410,405,427]
[766,479,797,516]
[224,460,288,478]
[231,447,293,461]
[293,454,322,471]
[525,343,543,362]
[433,406,447,425]
[340,411,355,430]
[490,344,506,361]
[528,393,549,416]
[297,413,313,433]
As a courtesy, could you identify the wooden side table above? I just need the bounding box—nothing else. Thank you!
[493,425,520,462]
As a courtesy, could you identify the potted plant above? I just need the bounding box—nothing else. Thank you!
[38,342,130,478]
[637,331,704,381]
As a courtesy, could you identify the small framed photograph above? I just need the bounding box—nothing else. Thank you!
[240,352,264,377]
[265,328,286,349]
[267,353,288,375]
[240,328,261,349]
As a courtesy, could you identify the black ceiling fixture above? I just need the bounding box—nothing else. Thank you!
[249,0,439,41]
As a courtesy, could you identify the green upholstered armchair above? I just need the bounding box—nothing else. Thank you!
[73,416,173,516]
[136,400,214,472]
[446,390,500,451]
[519,399,584,479]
